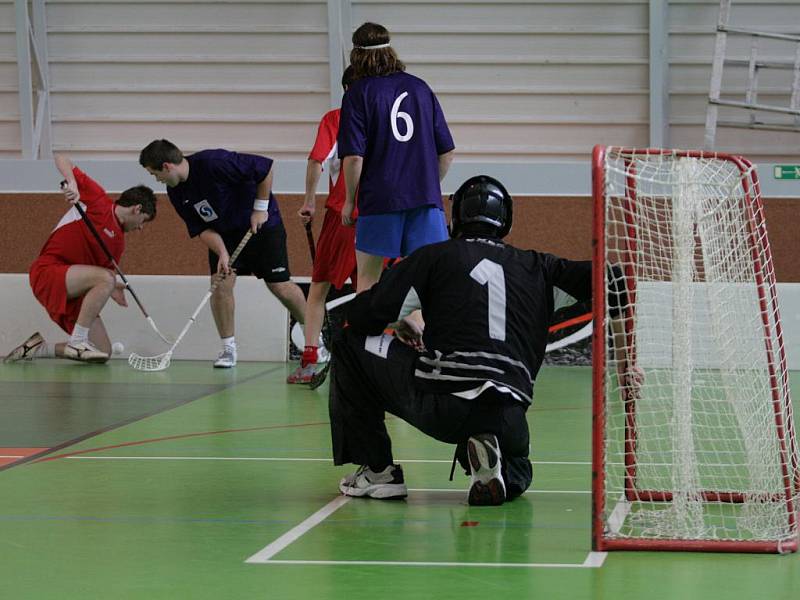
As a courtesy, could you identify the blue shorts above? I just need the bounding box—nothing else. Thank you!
[355,206,448,258]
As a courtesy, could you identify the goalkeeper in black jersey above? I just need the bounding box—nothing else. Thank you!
[330,175,608,505]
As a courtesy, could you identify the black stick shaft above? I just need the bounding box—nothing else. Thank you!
[72,200,150,318]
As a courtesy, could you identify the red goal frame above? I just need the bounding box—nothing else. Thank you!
[591,145,799,553]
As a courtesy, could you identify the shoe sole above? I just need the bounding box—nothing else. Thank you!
[213,363,236,368]
[64,354,108,364]
[339,483,408,500]
[467,437,506,506]
[3,334,44,363]
[468,479,505,506]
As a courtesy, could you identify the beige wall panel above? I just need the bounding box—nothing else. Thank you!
[352,2,647,28]
[0,63,22,85]
[451,123,648,147]
[46,32,329,57]
[49,62,328,88]
[449,125,648,160]
[671,93,794,122]
[440,93,649,121]
[412,63,648,90]
[670,126,800,162]
[388,33,648,60]
[52,150,309,160]
[672,1,800,30]
[668,0,800,158]
[50,122,317,146]
[50,121,319,158]
[0,90,18,116]
[50,91,330,119]
[0,122,19,151]
[46,1,326,27]
[0,34,15,57]
[671,35,800,64]
[0,1,12,25]
[672,63,798,91]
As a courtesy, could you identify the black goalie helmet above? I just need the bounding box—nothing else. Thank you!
[449,175,513,239]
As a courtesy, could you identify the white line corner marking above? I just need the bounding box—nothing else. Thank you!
[245,494,605,569]
[245,495,351,564]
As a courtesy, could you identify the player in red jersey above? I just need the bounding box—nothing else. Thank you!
[3,154,157,364]
[288,66,357,384]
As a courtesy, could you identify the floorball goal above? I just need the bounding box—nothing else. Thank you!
[591,145,799,553]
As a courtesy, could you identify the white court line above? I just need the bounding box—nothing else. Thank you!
[582,552,608,567]
[59,454,599,568]
[245,496,351,563]
[64,455,590,466]
[607,495,632,535]
[0,455,25,458]
[409,488,590,495]
[246,491,601,569]
[257,559,597,568]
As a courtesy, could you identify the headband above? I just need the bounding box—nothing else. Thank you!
[355,43,391,50]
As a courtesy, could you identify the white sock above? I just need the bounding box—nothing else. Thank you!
[70,324,90,345]
[221,336,236,349]
[34,341,55,358]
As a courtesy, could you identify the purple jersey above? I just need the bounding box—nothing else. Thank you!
[338,72,454,216]
[167,149,282,237]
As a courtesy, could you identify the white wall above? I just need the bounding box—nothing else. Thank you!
[0,274,289,362]
[633,281,800,370]
[2,274,799,369]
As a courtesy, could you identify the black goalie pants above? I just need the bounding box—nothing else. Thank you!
[329,328,533,499]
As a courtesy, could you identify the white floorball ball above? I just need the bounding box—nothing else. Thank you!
[112,342,125,355]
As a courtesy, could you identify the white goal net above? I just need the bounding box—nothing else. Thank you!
[592,146,799,553]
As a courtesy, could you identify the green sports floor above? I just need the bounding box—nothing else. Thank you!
[1,360,798,600]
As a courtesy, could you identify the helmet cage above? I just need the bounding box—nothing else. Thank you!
[450,175,513,239]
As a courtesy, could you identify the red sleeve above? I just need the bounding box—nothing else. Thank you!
[72,166,111,211]
[308,109,340,164]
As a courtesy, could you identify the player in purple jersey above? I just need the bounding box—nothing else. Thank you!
[139,139,309,368]
[338,22,456,292]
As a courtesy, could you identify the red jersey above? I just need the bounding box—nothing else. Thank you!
[35,167,124,268]
[308,108,355,216]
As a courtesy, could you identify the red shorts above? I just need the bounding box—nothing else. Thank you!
[312,208,357,290]
[29,258,82,334]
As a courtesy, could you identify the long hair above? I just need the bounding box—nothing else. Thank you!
[350,22,405,79]
[342,65,356,90]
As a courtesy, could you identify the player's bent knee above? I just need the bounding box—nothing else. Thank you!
[89,268,116,294]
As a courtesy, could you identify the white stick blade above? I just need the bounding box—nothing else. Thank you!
[128,352,171,372]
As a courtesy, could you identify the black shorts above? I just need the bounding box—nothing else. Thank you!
[208,223,291,283]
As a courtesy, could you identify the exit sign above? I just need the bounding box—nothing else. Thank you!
[773,165,800,180]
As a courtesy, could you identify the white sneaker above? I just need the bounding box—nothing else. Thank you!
[317,343,330,364]
[213,345,237,368]
[3,331,44,363]
[339,464,408,499]
[63,340,109,364]
[467,434,506,506]
[286,362,323,384]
